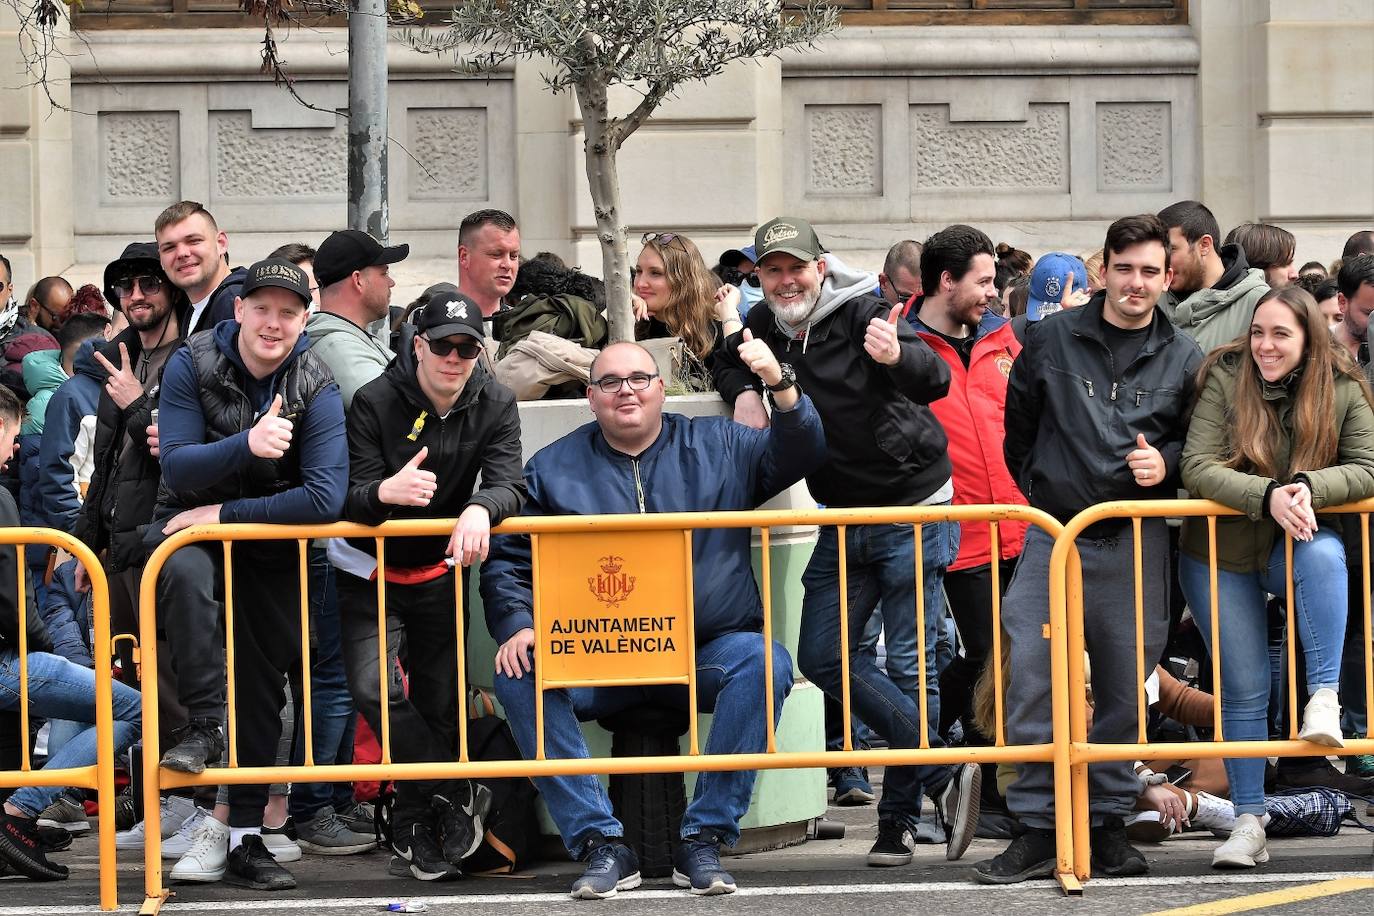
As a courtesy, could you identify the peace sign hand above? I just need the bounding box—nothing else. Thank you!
[92,343,143,410]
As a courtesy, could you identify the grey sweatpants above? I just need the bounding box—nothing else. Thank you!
[1003,521,1169,828]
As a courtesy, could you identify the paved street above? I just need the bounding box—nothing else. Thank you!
[7,771,1373,916]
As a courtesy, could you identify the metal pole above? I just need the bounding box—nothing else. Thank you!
[348,0,388,240]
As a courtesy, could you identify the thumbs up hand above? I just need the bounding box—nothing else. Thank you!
[863,305,903,366]
[736,327,783,388]
[378,446,439,507]
[247,394,294,459]
[1127,432,1166,487]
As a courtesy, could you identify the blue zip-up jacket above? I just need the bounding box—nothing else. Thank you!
[158,319,347,524]
[38,339,104,532]
[480,397,827,647]
[39,560,93,668]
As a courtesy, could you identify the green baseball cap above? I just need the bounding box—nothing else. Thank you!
[754,216,825,263]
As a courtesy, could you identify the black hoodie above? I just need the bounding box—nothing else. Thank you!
[343,325,527,566]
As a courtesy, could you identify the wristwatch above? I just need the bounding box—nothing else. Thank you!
[767,363,797,392]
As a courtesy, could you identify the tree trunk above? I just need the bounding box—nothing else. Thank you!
[347,0,389,240]
[577,77,634,342]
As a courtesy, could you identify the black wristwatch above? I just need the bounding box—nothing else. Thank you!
[767,363,797,392]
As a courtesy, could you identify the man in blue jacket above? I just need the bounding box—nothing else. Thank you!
[482,340,825,900]
[37,318,110,533]
[146,257,347,892]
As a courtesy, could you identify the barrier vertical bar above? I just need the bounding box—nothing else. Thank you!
[914,523,929,750]
[990,522,1004,747]
[760,527,777,753]
[455,563,469,763]
[1132,517,1146,744]
[532,534,545,761]
[140,550,167,913]
[1284,535,1297,739]
[1364,514,1372,741]
[684,530,699,756]
[86,555,117,912]
[1207,517,1223,739]
[297,539,314,767]
[375,537,391,765]
[1067,548,1091,881]
[223,541,238,768]
[15,544,28,772]
[837,526,853,751]
[1048,531,1080,894]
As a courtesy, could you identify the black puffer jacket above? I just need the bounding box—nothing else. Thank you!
[343,324,527,565]
[1003,292,1203,524]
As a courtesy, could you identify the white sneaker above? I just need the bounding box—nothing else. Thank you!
[115,795,198,850]
[1192,791,1236,836]
[1212,813,1267,868]
[162,808,210,860]
[261,823,302,864]
[1298,688,1344,747]
[169,814,229,883]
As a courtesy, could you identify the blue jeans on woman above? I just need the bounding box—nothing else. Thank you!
[796,519,959,827]
[0,649,142,817]
[1178,527,1348,816]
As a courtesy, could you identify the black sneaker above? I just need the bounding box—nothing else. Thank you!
[333,801,376,837]
[160,719,225,775]
[0,814,68,881]
[571,838,640,900]
[35,825,73,853]
[1275,757,1374,797]
[672,833,736,895]
[389,823,461,882]
[866,818,912,867]
[933,762,982,861]
[224,834,297,891]
[1090,816,1148,877]
[972,825,1057,885]
[433,783,493,865]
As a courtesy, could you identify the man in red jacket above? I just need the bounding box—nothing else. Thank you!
[908,225,1028,745]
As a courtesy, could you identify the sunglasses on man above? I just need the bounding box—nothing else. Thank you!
[113,275,165,298]
[422,335,483,360]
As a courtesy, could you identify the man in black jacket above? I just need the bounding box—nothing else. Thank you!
[713,217,981,868]
[976,214,1202,885]
[336,290,525,882]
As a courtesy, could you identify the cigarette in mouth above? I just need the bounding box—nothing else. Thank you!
[1117,295,1130,303]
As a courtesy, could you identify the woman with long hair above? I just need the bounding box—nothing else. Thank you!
[1178,286,1374,869]
[632,232,741,382]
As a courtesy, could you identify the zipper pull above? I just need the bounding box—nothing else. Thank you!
[1085,380,1095,397]
[1136,389,1144,407]
[1110,382,1119,401]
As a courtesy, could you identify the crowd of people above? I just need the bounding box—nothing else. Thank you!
[0,198,1370,898]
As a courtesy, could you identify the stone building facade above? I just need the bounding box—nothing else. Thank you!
[1,1,1371,290]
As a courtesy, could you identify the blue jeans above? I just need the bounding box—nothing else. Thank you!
[1179,527,1348,816]
[495,630,793,855]
[0,650,142,817]
[290,550,358,819]
[797,519,959,825]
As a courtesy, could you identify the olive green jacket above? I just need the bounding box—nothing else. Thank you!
[1180,353,1374,572]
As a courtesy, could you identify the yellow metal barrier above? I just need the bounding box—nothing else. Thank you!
[1052,498,1374,884]
[135,504,1073,912]
[0,530,119,911]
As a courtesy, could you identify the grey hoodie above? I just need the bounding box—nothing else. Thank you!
[305,310,394,410]
[772,252,880,346]
[1170,243,1270,355]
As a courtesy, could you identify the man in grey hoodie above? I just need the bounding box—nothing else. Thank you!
[1157,200,1269,354]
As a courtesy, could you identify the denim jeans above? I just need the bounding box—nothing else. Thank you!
[796,519,959,825]
[824,609,881,753]
[0,650,142,817]
[495,630,793,855]
[1179,527,1348,816]
[289,549,358,820]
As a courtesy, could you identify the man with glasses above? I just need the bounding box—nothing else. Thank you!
[880,239,923,312]
[334,290,526,882]
[482,340,825,899]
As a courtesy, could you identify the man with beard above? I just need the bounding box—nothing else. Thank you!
[155,201,246,336]
[714,217,982,869]
[1157,200,1268,353]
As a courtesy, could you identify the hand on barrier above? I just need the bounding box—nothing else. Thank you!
[732,390,769,430]
[736,328,782,387]
[1127,433,1166,487]
[1270,481,1316,542]
[448,503,491,567]
[92,342,144,410]
[495,627,535,679]
[378,446,436,507]
[863,304,903,366]
[163,503,221,535]
[147,422,159,459]
[248,394,293,459]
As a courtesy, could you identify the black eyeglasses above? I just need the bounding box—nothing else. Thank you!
[423,335,483,360]
[113,275,165,298]
[591,372,659,394]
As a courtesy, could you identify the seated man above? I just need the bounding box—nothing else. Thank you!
[481,340,826,899]
[0,384,142,882]
[335,290,526,881]
[149,257,347,891]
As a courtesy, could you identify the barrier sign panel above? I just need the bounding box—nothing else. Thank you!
[534,530,690,685]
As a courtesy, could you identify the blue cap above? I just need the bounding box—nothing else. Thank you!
[1027,252,1088,321]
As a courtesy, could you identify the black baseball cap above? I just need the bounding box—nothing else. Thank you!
[314,229,409,289]
[102,242,165,312]
[754,217,825,264]
[416,290,484,340]
[240,258,313,307]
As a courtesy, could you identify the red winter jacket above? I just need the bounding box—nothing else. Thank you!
[911,310,1027,571]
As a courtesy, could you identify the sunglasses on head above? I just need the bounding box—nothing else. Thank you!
[642,231,688,252]
[113,275,165,298]
[423,335,483,360]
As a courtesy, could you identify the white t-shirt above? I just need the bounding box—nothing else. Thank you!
[187,294,213,335]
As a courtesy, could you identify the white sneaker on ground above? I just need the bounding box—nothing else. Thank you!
[261,821,302,864]
[1192,791,1236,836]
[1212,813,1267,869]
[1298,688,1344,747]
[162,808,211,860]
[169,814,229,882]
[115,795,198,850]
